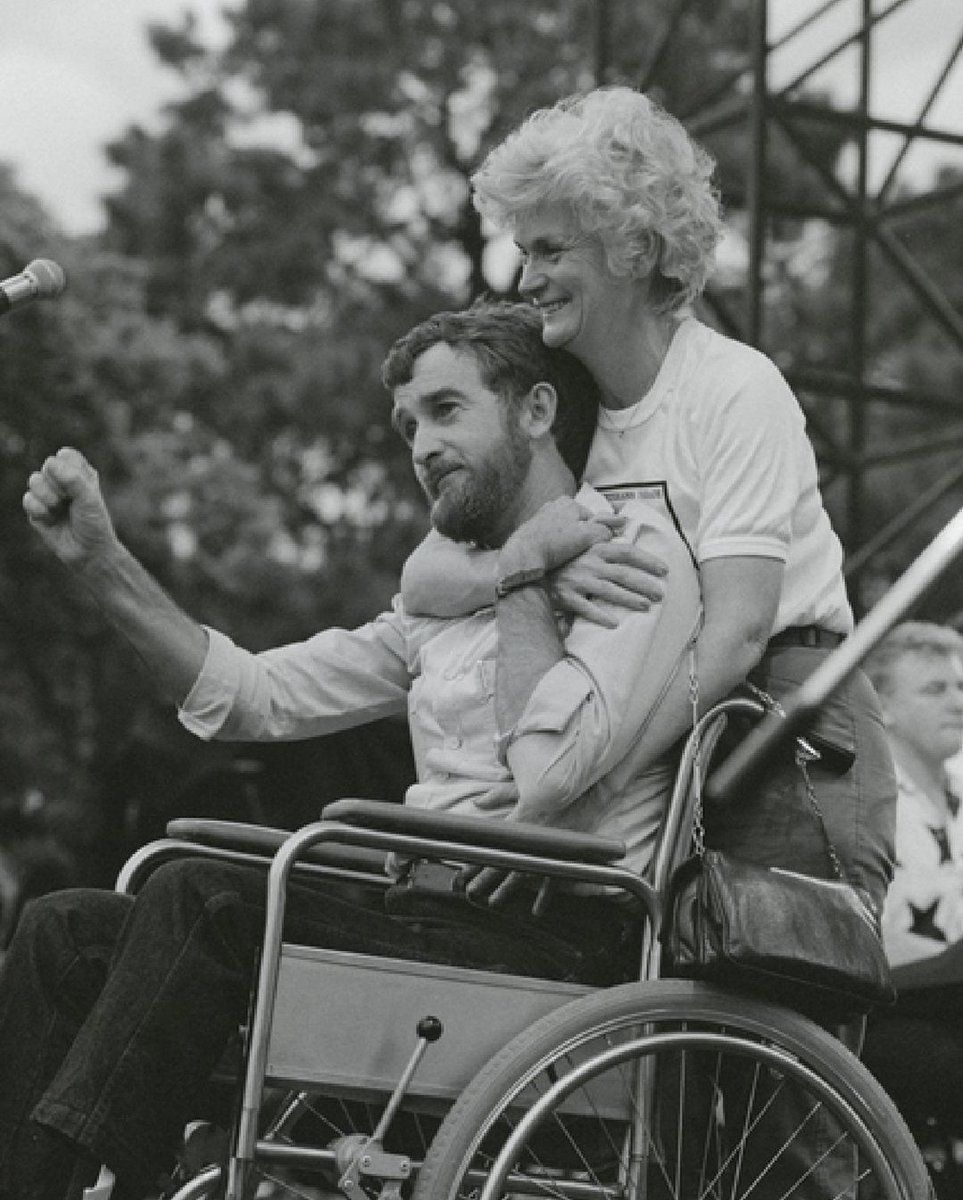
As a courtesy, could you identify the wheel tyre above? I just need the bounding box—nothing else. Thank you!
[413,980,932,1200]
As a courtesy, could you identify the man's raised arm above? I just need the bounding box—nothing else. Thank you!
[23,447,209,705]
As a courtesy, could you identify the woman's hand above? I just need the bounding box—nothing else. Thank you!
[549,539,668,627]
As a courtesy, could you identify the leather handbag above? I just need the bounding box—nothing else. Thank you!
[663,684,896,1020]
[664,849,895,1019]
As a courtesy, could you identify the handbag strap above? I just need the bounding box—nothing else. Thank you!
[687,648,708,858]
[744,681,851,884]
[687,659,850,885]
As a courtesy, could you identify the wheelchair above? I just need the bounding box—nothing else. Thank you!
[95,696,930,1200]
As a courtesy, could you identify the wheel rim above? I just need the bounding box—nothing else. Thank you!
[477,1030,901,1200]
[417,997,925,1200]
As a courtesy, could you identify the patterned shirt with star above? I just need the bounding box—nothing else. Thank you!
[881,762,963,966]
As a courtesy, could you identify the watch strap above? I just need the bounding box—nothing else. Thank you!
[494,565,546,598]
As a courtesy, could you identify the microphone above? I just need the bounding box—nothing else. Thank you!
[0,259,67,316]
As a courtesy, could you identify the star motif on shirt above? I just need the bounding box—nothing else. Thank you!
[930,824,953,865]
[907,898,948,943]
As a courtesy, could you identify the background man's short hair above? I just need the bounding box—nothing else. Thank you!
[864,620,963,697]
[381,298,600,478]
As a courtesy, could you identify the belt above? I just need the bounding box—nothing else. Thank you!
[768,625,845,650]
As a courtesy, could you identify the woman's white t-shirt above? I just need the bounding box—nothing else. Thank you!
[583,317,853,636]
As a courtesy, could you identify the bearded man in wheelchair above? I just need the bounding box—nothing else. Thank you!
[7,298,895,1200]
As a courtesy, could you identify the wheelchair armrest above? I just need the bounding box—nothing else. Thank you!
[164,817,388,876]
[321,798,627,864]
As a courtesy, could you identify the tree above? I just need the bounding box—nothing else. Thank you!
[94,0,771,630]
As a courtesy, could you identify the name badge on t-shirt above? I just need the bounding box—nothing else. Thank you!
[594,481,694,563]
[598,481,670,510]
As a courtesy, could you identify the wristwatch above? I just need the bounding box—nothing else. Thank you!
[494,565,546,598]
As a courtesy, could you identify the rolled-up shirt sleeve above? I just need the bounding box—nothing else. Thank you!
[178,601,413,742]
[504,503,702,812]
[178,627,245,738]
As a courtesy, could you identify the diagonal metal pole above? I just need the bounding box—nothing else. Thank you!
[708,505,963,802]
[877,25,963,204]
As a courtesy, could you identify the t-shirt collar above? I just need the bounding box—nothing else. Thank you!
[597,315,693,432]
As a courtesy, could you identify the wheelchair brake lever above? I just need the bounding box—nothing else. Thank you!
[337,1016,444,1200]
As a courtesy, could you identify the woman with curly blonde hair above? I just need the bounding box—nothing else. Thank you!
[405,81,895,985]
[474,87,723,313]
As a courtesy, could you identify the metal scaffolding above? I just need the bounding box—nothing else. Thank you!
[628,0,963,614]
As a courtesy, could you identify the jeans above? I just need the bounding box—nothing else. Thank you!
[0,857,638,1199]
[706,644,897,915]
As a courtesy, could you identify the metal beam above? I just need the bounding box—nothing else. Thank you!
[696,0,963,612]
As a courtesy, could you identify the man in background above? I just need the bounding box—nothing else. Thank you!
[862,621,963,1151]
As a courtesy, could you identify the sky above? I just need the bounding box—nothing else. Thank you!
[0,0,960,238]
[0,0,231,235]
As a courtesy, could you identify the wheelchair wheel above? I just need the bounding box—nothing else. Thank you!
[413,980,931,1200]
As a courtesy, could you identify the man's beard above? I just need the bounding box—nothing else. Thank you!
[429,420,532,546]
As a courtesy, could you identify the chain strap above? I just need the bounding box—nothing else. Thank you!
[685,664,852,886]
[744,681,853,885]
[687,646,707,858]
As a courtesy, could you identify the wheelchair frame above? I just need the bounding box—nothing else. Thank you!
[98,696,931,1200]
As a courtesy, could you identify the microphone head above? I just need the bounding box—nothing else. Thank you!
[25,258,67,298]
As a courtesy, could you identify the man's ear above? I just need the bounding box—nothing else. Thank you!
[522,382,558,439]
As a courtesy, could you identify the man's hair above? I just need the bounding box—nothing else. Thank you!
[471,86,724,314]
[381,298,600,478]
[863,620,963,698]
